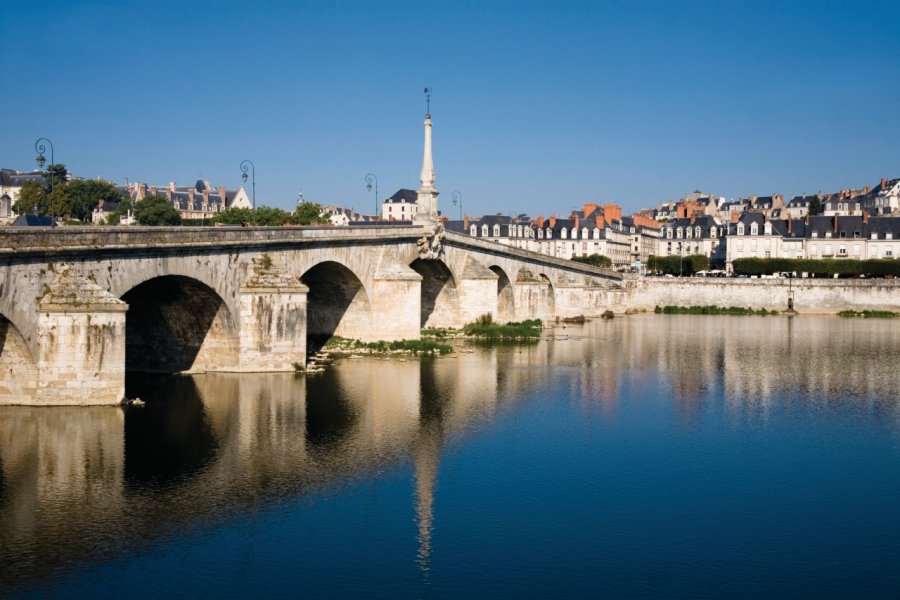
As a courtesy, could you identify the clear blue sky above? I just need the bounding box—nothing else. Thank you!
[2,0,898,217]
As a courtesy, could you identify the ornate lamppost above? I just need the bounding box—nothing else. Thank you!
[451,190,462,220]
[365,173,378,220]
[34,137,55,193]
[240,160,255,208]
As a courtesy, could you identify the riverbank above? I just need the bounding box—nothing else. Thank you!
[623,277,900,314]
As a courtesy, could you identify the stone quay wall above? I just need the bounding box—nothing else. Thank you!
[623,278,900,314]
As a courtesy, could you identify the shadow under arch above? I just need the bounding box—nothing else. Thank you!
[489,266,515,323]
[0,314,38,404]
[300,261,371,353]
[121,275,238,373]
[410,258,458,328]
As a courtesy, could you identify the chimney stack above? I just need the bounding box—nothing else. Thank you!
[833,214,839,233]
[595,215,605,229]
[862,210,869,224]
[882,177,887,190]
[463,214,470,230]
[549,214,556,228]
[573,214,580,230]
[150,185,158,197]
[787,218,792,234]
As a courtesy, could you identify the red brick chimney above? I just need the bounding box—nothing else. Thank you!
[573,214,580,230]
[595,215,605,229]
[582,203,599,219]
[217,186,226,200]
[139,183,147,199]
[882,177,887,190]
[463,214,470,229]
[165,188,173,202]
[833,214,839,233]
[549,214,556,228]
[690,213,695,224]
[188,188,195,203]
[603,204,622,226]
[787,218,792,234]
[805,212,810,225]
[862,210,869,224]
[534,215,544,227]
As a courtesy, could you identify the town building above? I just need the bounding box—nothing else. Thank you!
[382,189,418,221]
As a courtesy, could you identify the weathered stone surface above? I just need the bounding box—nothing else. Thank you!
[36,271,127,405]
[238,258,308,371]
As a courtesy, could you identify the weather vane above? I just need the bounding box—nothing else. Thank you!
[424,86,432,115]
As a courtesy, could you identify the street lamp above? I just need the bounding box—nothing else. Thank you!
[365,173,378,220]
[451,190,462,220]
[240,160,255,208]
[34,137,55,192]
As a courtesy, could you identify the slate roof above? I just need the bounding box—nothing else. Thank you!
[385,189,417,204]
[12,214,54,227]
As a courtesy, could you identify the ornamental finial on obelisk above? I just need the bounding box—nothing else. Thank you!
[416,86,439,223]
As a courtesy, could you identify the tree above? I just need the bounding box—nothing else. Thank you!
[134,195,182,226]
[14,181,47,215]
[66,180,125,222]
[43,164,68,190]
[211,207,254,226]
[808,197,823,216]
[292,202,329,225]
[572,254,613,268]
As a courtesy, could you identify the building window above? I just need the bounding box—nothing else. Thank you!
[481,225,488,236]
[470,225,477,236]
[493,225,500,236]
[750,224,758,235]
[737,224,744,235]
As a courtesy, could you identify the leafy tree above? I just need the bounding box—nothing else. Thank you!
[134,195,182,226]
[66,180,123,222]
[292,202,328,225]
[14,181,47,215]
[43,164,68,190]
[808,197,823,216]
[647,254,709,276]
[211,207,254,225]
[254,205,294,226]
[572,254,613,268]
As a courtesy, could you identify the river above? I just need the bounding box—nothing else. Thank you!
[2,315,899,598]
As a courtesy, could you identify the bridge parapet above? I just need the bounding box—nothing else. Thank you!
[0,225,423,254]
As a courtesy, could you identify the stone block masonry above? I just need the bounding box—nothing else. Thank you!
[625,278,900,314]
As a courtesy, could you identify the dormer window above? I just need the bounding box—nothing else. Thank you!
[710,227,716,238]
[581,227,589,240]
[547,229,553,239]
[470,225,477,236]
[764,223,772,235]
[508,225,515,236]
[750,223,758,235]
[871,232,878,240]
[686,228,693,239]
[518,225,524,237]
[493,225,500,237]
[561,228,567,239]
[593,228,600,239]
[481,225,489,236]
[571,227,578,238]
[737,224,745,235]
[695,226,701,238]
[538,228,544,239]
[812,231,818,238]
[666,228,672,239]
[676,227,683,239]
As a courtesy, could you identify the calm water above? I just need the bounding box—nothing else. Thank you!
[2,315,900,598]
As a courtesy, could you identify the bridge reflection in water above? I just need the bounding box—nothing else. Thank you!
[1,316,900,594]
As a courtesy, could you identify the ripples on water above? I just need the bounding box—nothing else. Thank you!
[1,315,900,598]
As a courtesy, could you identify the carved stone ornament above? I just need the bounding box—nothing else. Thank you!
[416,220,445,260]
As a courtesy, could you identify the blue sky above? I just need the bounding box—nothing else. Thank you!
[2,0,898,217]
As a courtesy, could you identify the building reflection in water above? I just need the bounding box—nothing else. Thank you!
[1,315,899,589]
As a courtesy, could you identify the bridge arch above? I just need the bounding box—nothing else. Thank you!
[120,275,238,373]
[0,313,38,404]
[489,265,515,323]
[301,260,372,352]
[410,258,458,328]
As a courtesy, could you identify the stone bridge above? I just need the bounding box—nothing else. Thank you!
[0,224,622,405]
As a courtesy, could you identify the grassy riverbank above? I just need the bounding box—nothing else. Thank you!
[423,315,543,341]
[837,310,899,318]
[655,305,778,316]
[323,336,453,355]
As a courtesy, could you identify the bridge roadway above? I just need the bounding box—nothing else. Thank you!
[0,224,623,405]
